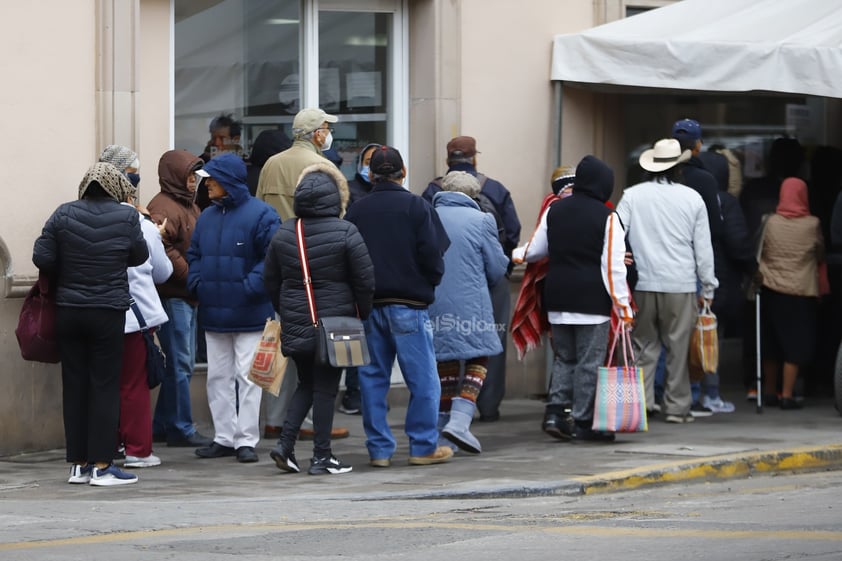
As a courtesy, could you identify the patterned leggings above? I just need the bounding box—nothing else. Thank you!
[436,357,489,412]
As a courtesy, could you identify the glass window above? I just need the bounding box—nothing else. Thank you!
[319,11,391,179]
[174,0,300,159]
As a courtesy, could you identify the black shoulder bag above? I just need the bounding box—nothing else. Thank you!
[296,219,370,368]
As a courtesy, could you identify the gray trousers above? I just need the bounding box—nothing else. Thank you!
[548,322,610,423]
[476,279,511,418]
[632,291,696,417]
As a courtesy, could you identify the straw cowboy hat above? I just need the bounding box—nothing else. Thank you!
[639,138,691,173]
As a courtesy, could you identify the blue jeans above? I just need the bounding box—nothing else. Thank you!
[153,298,199,438]
[358,305,440,459]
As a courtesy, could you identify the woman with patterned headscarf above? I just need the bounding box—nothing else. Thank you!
[33,162,149,486]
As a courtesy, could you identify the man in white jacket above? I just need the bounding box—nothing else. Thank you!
[616,139,718,424]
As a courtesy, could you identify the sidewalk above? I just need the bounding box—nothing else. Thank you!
[2,392,841,501]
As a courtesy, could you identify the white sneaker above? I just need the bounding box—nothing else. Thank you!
[703,395,736,413]
[89,464,138,486]
[124,454,162,468]
[68,464,92,484]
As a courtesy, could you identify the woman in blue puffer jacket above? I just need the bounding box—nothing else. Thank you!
[429,171,509,454]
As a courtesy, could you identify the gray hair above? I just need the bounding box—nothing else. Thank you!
[441,171,480,198]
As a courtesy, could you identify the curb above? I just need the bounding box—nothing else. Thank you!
[575,443,842,495]
[354,444,842,501]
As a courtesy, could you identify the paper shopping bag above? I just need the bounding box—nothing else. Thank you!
[248,318,287,396]
[689,302,718,382]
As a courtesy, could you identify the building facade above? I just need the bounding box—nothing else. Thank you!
[4,0,839,455]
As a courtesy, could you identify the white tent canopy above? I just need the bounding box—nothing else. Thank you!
[551,0,842,98]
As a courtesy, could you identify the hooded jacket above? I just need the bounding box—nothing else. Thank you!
[428,191,509,361]
[264,162,374,356]
[148,150,203,301]
[347,143,380,205]
[187,153,281,332]
[544,156,630,319]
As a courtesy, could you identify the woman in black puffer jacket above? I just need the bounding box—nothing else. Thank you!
[33,162,149,486]
[263,162,374,475]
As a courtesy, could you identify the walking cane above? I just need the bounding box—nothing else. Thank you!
[755,287,763,414]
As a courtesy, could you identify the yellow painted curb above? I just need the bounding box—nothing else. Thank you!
[574,444,842,494]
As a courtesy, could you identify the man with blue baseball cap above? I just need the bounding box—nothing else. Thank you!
[672,118,722,241]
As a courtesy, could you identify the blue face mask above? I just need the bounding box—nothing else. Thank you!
[360,165,371,183]
[126,173,141,188]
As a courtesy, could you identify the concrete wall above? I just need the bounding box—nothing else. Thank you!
[0,1,99,456]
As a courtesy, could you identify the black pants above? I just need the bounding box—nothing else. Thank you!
[280,354,342,459]
[57,306,126,464]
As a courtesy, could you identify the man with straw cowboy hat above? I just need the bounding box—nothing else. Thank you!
[615,138,718,425]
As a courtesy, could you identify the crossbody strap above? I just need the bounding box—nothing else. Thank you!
[296,219,319,327]
[128,298,149,332]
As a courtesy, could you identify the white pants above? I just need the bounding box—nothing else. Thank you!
[205,331,263,449]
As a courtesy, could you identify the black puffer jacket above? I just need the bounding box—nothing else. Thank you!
[33,197,148,309]
[264,162,374,356]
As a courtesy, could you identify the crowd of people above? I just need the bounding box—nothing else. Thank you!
[33,108,836,486]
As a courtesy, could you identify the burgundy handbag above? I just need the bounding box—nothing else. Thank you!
[15,272,60,363]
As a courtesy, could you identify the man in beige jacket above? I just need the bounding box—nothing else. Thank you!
[256,107,349,441]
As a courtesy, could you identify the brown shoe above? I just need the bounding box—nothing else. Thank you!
[263,425,282,439]
[299,427,350,440]
[408,445,454,466]
[369,457,391,468]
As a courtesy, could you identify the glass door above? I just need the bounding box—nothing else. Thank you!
[314,0,407,179]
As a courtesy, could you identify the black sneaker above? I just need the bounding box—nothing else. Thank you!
[542,413,574,440]
[269,447,300,473]
[308,455,353,475]
[339,391,361,415]
[689,402,714,418]
[195,442,237,458]
[572,424,616,443]
[236,446,259,463]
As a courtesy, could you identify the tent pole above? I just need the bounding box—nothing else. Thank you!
[553,81,563,167]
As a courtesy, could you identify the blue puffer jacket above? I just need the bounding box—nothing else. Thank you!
[187,153,281,332]
[428,191,509,361]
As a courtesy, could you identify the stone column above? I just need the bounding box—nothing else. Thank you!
[96,0,141,157]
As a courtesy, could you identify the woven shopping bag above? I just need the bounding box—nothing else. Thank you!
[688,302,718,382]
[248,318,287,396]
[592,324,648,433]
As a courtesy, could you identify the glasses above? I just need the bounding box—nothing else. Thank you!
[314,127,334,135]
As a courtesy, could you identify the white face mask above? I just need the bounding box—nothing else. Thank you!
[321,131,333,152]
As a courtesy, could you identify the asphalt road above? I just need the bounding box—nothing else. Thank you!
[1,470,841,560]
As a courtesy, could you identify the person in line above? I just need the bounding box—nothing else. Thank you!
[697,149,754,413]
[339,142,381,416]
[118,183,173,468]
[188,153,280,463]
[197,113,245,210]
[33,162,148,486]
[758,178,825,409]
[616,139,718,424]
[344,145,454,467]
[246,129,291,196]
[256,107,351,442]
[423,136,521,422]
[264,162,374,475]
[429,171,509,454]
[147,150,214,448]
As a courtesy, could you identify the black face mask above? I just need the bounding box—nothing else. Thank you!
[126,173,141,188]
